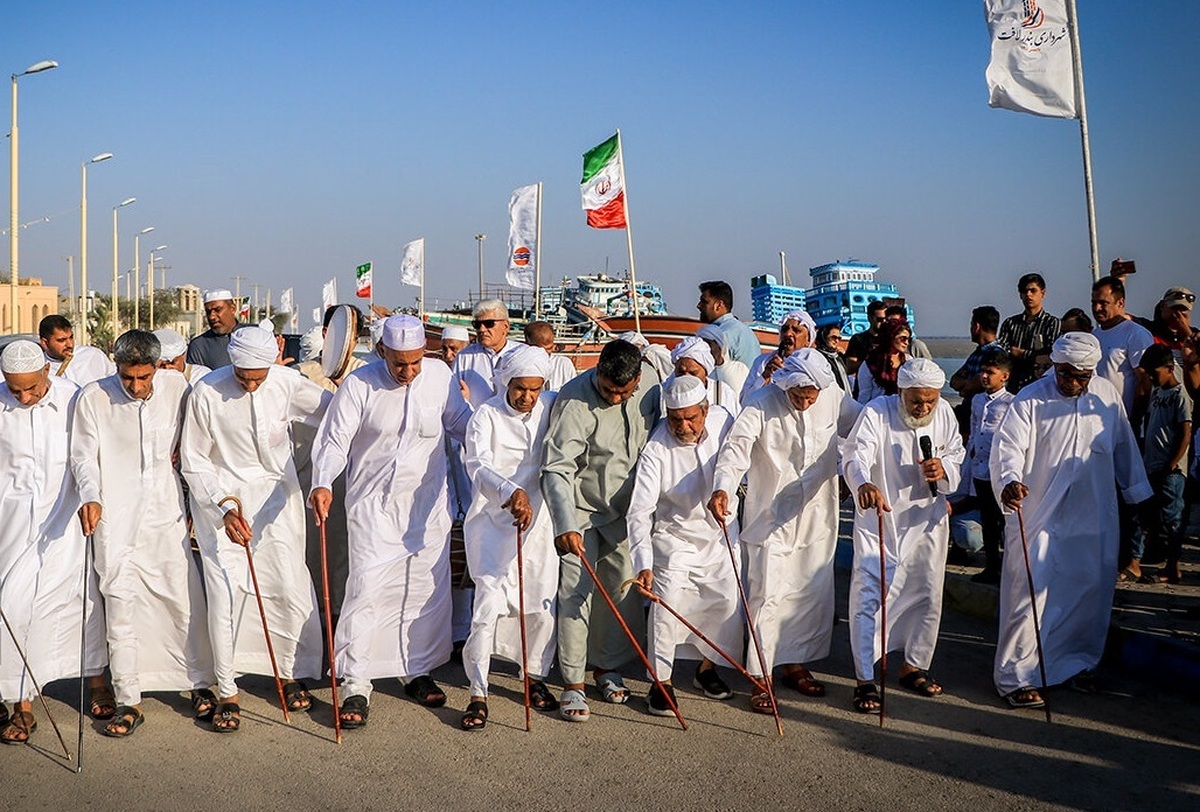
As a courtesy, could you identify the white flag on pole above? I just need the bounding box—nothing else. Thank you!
[400,238,424,286]
[985,0,1078,119]
[280,287,294,314]
[312,307,322,326]
[322,277,338,309]
[506,184,539,290]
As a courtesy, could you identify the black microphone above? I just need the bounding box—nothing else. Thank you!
[919,435,938,497]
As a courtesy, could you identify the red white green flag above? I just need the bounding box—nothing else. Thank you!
[355,261,372,298]
[580,133,626,229]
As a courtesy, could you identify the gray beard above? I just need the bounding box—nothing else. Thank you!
[900,404,935,430]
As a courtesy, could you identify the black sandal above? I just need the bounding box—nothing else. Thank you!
[898,669,943,697]
[460,700,488,731]
[283,681,313,712]
[101,706,144,738]
[212,702,241,733]
[528,681,559,712]
[190,689,217,720]
[89,685,117,720]
[852,683,882,714]
[403,675,447,708]
[339,694,369,729]
[0,702,8,728]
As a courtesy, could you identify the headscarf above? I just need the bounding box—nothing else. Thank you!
[897,357,946,390]
[1049,331,1102,371]
[153,328,189,363]
[670,336,715,375]
[299,326,324,362]
[782,309,816,347]
[617,331,650,350]
[497,343,550,387]
[773,347,835,391]
[227,326,278,369]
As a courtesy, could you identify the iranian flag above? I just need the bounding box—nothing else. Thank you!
[580,133,627,229]
[355,261,373,298]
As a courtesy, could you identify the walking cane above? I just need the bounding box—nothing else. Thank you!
[719,520,784,737]
[77,532,93,771]
[516,526,531,732]
[574,552,687,730]
[621,579,770,697]
[219,496,290,723]
[1016,506,1052,724]
[0,603,71,759]
[877,510,888,728]
[318,519,341,743]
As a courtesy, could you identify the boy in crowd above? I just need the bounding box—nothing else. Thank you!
[969,350,1014,585]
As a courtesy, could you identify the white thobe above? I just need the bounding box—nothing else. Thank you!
[545,353,578,393]
[642,345,674,384]
[990,375,1152,695]
[713,360,749,403]
[843,396,965,680]
[461,391,558,696]
[714,384,861,675]
[628,407,742,681]
[182,362,212,384]
[180,365,331,699]
[740,351,779,403]
[1094,319,1154,414]
[71,371,214,706]
[0,378,107,702]
[452,339,517,408]
[312,359,472,696]
[49,346,114,387]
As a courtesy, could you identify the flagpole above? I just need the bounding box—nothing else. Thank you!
[1066,0,1099,282]
[420,241,426,320]
[615,129,640,334]
[534,181,543,318]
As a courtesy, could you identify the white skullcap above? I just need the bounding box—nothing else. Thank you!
[153,328,188,362]
[662,374,708,410]
[617,331,650,350]
[696,323,726,350]
[258,318,276,334]
[1050,331,1102,371]
[773,347,835,391]
[227,326,279,369]
[897,357,946,390]
[381,314,426,352]
[671,336,715,375]
[497,344,550,387]
[441,325,470,343]
[299,326,324,362]
[1,339,48,374]
[203,288,234,304]
[782,309,816,345]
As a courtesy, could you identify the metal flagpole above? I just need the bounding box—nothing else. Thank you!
[534,182,543,318]
[1066,0,1099,281]
[420,241,425,320]
[615,129,640,334]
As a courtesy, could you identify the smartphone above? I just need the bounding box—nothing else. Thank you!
[1111,259,1137,276]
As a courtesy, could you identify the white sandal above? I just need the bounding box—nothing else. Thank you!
[559,688,590,722]
[597,671,629,704]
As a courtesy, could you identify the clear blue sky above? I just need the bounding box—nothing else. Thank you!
[4,1,1198,334]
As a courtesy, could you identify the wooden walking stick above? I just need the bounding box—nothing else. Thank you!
[318,519,341,743]
[77,532,92,771]
[219,496,290,723]
[1016,506,1052,724]
[574,552,687,730]
[516,526,531,732]
[0,604,71,760]
[877,510,888,728]
[621,579,770,697]
[719,520,783,737]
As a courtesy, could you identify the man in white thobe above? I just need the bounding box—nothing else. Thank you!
[72,329,215,736]
[619,331,674,385]
[844,358,965,714]
[710,349,860,711]
[458,345,560,730]
[524,320,578,392]
[181,326,331,732]
[669,336,740,415]
[741,309,815,402]
[0,340,107,744]
[629,375,741,717]
[39,314,114,387]
[697,323,750,399]
[310,315,472,729]
[991,332,1152,708]
[154,328,212,384]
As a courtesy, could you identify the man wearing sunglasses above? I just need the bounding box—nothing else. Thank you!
[453,299,518,409]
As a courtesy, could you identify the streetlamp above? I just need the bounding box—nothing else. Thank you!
[132,226,154,328]
[148,244,166,329]
[9,59,57,334]
[111,197,135,339]
[475,233,486,301]
[79,152,113,345]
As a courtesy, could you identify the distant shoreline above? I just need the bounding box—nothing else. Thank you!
[924,337,974,358]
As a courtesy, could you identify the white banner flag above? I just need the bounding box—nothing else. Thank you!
[312,307,322,326]
[506,184,539,291]
[400,238,424,286]
[322,277,338,310]
[985,0,1078,119]
[279,287,294,314]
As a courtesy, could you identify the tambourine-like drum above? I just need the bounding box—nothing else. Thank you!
[321,305,361,379]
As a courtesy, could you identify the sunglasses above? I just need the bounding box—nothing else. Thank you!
[472,318,506,330]
[1170,292,1195,304]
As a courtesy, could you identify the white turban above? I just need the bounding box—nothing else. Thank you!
[203,288,234,304]
[663,374,707,410]
[782,309,816,345]
[617,331,650,350]
[773,348,835,391]
[227,326,279,369]
[670,336,715,375]
[1,339,48,374]
[441,325,470,343]
[299,326,324,362]
[1050,331,1102,371]
[381,314,426,352]
[696,323,726,350]
[258,318,276,334]
[497,344,550,387]
[369,319,386,347]
[897,357,946,390]
[153,328,188,362]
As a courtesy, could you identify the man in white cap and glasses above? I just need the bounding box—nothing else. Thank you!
[629,375,741,717]
[990,332,1152,708]
[180,326,331,732]
[454,299,518,408]
[457,344,560,730]
[187,288,243,370]
[310,314,472,729]
[697,322,749,399]
[154,327,211,384]
[741,309,816,402]
[709,349,861,713]
[71,329,215,737]
[668,335,740,415]
[0,340,108,744]
[843,357,965,714]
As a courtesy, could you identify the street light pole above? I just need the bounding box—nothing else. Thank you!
[475,233,486,301]
[9,59,57,334]
[132,226,153,328]
[111,197,135,340]
[79,152,113,345]
[148,245,166,329]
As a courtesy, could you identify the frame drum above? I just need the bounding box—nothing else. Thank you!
[321,305,360,379]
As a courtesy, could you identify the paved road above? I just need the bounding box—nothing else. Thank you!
[5,572,1197,812]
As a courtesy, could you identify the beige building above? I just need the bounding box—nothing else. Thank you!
[176,284,204,337]
[2,277,59,334]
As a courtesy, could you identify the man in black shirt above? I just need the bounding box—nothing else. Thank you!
[186,289,242,369]
[997,273,1060,392]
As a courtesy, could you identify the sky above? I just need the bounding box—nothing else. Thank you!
[3,1,1198,335]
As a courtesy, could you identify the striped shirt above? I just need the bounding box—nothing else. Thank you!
[997,310,1060,392]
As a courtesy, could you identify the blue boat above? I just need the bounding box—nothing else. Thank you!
[751,259,915,336]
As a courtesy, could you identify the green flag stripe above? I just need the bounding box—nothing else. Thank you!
[581,133,620,183]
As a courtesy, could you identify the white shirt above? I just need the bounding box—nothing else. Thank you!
[969,387,1014,481]
[1094,318,1154,414]
[49,345,114,387]
[452,339,518,408]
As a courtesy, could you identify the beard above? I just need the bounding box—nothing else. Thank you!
[900,402,935,430]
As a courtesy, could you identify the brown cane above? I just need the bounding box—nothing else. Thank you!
[219,496,290,723]
[318,519,341,742]
[877,510,888,728]
[516,526,531,732]
[1016,506,1052,724]
[0,604,71,759]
